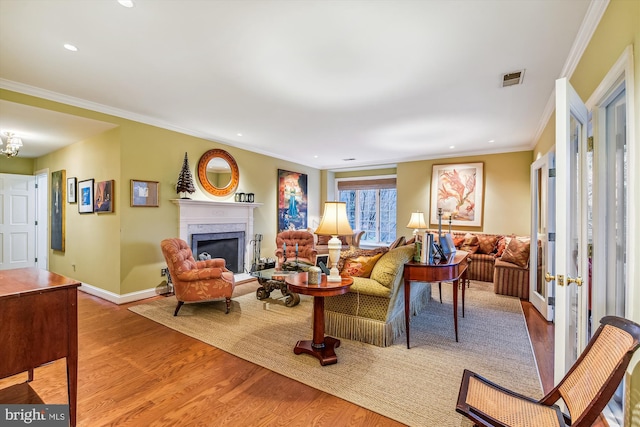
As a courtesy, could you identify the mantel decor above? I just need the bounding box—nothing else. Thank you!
[197,149,239,197]
[430,162,484,227]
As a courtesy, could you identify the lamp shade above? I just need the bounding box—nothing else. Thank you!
[315,201,353,236]
[406,211,427,230]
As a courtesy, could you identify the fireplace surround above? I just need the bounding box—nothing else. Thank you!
[171,199,261,278]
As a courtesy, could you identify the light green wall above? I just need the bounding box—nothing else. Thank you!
[396,152,532,238]
[0,156,34,174]
[531,0,640,421]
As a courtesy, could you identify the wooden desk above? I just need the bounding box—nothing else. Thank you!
[0,268,81,427]
[404,251,469,348]
[286,273,353,365]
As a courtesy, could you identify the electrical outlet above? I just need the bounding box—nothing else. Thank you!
[160,268,169,277]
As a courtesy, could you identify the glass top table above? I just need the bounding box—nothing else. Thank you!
[250,267,304,307]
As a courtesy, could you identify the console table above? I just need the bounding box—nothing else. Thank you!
[404,251,469,348]
[0,268,81,427]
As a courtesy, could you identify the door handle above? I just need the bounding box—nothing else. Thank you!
[567,276,583,286]
[545,272,555,282]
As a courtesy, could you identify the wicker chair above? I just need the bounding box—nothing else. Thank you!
[160,238,235,316]
[456,315,640,427]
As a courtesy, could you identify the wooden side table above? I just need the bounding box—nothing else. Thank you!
[0,268,81,427]
[286,273,353,365]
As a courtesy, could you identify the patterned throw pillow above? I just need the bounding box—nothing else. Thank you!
[341,252,386,278]
[453,236,465,248]
[476,235,498,254]
[337,246,388,273]
[500,238,531,268]
[460,233,479,254]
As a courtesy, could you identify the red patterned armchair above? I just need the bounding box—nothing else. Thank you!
[275,230,317,266]
[160,238,235,316]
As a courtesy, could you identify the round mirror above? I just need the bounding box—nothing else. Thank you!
[197,149,239,197]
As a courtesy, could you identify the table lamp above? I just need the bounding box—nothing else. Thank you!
[315,201,353,282]
[406,211,428,238]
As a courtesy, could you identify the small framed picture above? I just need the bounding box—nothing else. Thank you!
[131,179,159,207]
[67,177,77,203]
[78,179,94,214]
[95,180,114,213]
[315,254,329,268]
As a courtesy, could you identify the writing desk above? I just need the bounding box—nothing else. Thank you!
[0,268,81,427]
[403,251,469,348]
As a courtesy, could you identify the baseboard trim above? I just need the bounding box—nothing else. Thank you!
[80,283,158,305]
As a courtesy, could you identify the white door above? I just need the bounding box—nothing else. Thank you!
[553,78,590,385]
[529,152,555,321]
[0,173,36,270]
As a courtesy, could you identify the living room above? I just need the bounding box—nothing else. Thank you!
[1,0,639,426]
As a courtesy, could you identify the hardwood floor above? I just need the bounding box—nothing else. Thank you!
[1,283,607,426]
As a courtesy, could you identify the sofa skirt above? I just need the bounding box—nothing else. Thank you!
[324,283,432,347]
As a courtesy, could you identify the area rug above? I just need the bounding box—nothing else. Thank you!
[129,281,542,427]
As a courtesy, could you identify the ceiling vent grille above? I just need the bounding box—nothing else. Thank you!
[501,70,525,87]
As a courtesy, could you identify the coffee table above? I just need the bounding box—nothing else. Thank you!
[250,268,301,307]
[285,272,353,366]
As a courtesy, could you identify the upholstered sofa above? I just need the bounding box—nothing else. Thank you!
[323,244,432,347]
[426,230,535,300]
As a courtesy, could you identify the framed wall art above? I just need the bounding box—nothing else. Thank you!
[67,177,77,203]
[131,179,159,207]
[277,169,308,232]
[430,162,484,227]
[95,180,114,213]
[51,169,66,251]
[78,179,94,213]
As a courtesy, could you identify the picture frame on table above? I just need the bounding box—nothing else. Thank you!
[67,177,77,203]
[315,254,329,268]
[78,179,94,214]
[131,179,159,207]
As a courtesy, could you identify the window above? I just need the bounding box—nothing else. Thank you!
[337,176,396,245]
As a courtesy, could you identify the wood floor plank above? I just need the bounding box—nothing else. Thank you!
[0,282,608,426]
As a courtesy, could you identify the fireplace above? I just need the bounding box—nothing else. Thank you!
[191,231,245,273]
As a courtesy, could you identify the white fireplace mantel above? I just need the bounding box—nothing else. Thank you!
[171,199,262,276]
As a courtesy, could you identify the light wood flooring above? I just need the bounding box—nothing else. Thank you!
[1,281,607,426]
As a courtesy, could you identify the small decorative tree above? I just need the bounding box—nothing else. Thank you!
[176,152,196,199]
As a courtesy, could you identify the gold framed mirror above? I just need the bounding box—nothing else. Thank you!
[197,149,239,197]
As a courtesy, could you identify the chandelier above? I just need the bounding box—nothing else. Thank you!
[0,132,23,157]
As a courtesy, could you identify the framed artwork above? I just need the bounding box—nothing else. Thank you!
[51,170,66,251]
[67,177,77,203]
[131,179,159,207]
[78,179,94,213]
[430,162,484,227]
[277,169,308,232]
[95,180,114,213]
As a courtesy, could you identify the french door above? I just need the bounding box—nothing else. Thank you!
[529,152,555,321]
[553,78,590,385]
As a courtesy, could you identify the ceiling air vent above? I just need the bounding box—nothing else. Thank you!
[501,70,525,87]
[342,158,356,161]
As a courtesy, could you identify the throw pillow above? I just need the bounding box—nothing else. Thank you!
[460,233,479,253]
[337,246,388,273]
[388,236,406,250]
[476,235,498,254]
[500,238,531,268]
[453,236,465,248]
[341,252,385,278]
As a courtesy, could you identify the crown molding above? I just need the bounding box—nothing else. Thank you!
[531,0,609,146]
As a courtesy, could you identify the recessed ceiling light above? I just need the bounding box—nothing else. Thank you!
[63,44,78,52]
[488,139,495,143]
[449,145,455,149]
[118,0,134,7]
[314,155,318,158]
[236,133,242,137]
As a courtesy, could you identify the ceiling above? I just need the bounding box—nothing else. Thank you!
[0,0,595,169]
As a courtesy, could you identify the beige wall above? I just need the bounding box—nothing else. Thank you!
[531,0,640,420]
[0,156,34,174]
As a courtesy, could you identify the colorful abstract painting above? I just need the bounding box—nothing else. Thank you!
[278,169,307,232]
[430,162,483,227]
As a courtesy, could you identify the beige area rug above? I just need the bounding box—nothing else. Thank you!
[130,281,542,427]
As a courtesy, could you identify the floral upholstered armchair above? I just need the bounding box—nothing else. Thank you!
[160,238,235,316]
[275,230,317,266]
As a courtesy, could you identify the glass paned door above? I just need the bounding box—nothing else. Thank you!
[554,78,589,385]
